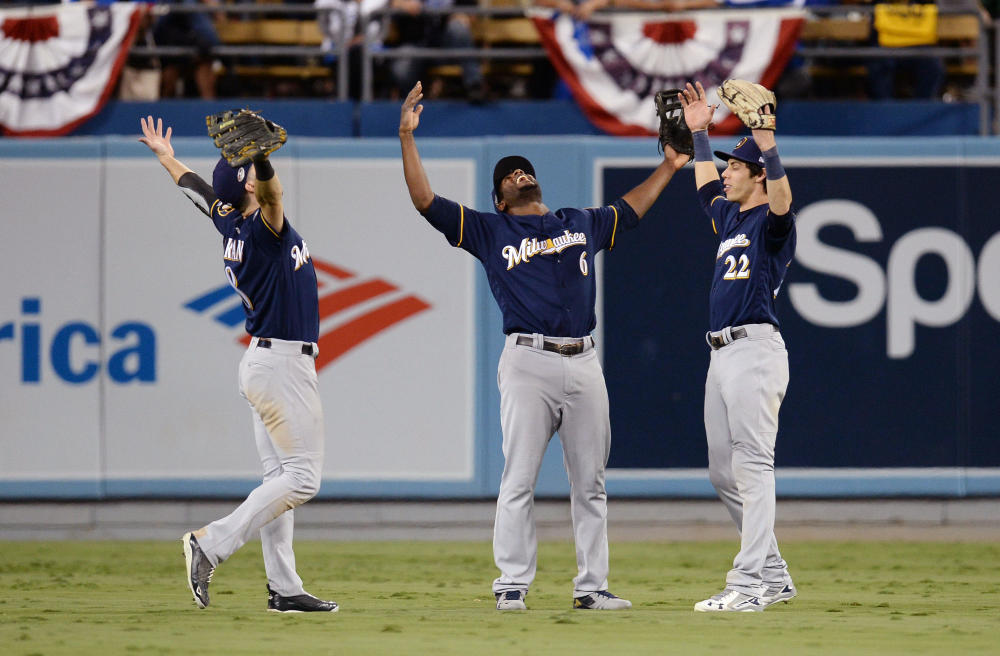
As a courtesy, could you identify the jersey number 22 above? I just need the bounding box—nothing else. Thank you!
[722,254,750,280]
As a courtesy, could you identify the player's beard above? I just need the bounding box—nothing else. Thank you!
[513,182,541,205]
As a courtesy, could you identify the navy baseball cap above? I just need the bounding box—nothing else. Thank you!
[213,157,251,207]
[714,137,764,168]
[492,155,535,204]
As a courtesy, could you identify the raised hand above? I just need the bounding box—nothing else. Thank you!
[399,82,424,135]
[661,142,692,170]
[752,105,777,150]
[679,82,716,132]
[138,116,174,158]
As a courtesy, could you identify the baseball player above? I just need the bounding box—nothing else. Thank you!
[398,81,690,611]
[678,81,797,612]
[138,116,337,613]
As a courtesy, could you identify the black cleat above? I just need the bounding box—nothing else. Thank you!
[182,532,215,609]
[267,585,339,613]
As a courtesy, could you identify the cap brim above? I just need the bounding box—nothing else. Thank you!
[714,150,760,167]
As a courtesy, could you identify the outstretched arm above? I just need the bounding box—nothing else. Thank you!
[139,116,191,184]
[679,82,720,189]
[140,115,219,217]
[399,81,434,212]
[621,145,689,219]
[752,126,792,216]
[253,155,284,234]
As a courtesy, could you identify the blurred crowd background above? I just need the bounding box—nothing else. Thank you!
[9,0,993,107]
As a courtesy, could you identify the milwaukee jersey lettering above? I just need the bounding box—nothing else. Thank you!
[698,180,796,332]
[210,200,319,342]
[421,195,638,337]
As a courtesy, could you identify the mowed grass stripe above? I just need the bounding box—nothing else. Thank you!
[1,541,998,655]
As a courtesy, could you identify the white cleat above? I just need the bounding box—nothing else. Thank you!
[496,589,527,610]
[573,590,632,610]
[694,588,764,612]
[760,582,797,608]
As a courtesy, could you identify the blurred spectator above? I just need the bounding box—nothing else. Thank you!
[120,10,162,101]
[317,0,390,99]
[533,0,614,20]
[533,0,832,16]
[153,0,220,99]
[717,0,834,5]
[388,0,486,101]
[866,0,944,99]
[864,0,992,99]
[980,0,1000,15]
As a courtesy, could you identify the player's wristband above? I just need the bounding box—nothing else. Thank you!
[761,146,785,180]
[693,130,712,163]
[252,156,275,181]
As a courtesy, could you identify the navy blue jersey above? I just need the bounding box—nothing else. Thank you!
[697,180,796,332]
[421,195,639,337]
[209,200,320,342]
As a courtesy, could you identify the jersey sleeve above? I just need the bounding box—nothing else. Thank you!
[765,208,796,251]
[419,194,493,260]
[590,199,639,251]
[697,179,733,236]
[177,172,217,218]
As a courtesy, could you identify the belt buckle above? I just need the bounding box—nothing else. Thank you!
[561,341,584,355]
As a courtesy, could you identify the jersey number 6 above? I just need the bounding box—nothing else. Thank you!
[579,251,589,276]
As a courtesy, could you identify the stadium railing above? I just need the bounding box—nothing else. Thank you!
[124,2,994,134]
[797,3,990,134]
[127,2,351,99]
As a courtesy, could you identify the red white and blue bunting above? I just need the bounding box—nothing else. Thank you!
[530,8,805,136]
[0,2,143,136]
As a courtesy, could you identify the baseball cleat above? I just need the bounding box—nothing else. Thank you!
[694,588,764,612]
[760,582,797,607]
[573,590,632,610]
[495,589,527,610]
[182,532,215,609]
[266,585,339,613]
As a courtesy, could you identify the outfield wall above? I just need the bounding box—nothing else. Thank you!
[1,136,997,499]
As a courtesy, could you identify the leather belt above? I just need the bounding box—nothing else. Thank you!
[258,338,315,356]
[707,326,748,350]
[516,335,587,356]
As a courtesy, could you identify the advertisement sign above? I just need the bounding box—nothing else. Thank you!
[601,160,999,473]
[1,152,476,494]
[3,138,997,498]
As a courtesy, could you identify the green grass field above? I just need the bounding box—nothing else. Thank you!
[2,540,998,655]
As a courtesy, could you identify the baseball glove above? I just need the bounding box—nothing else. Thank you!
[717,79,776,131]
[206,109,287,167]
[654,89,693,157]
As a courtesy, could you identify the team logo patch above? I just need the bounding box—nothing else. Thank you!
[183,257,432,372]
[717,233,750,259]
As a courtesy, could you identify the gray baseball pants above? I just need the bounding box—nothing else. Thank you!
[194,337,324,597]
[704,324,792,595]
[493,333,612,599]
